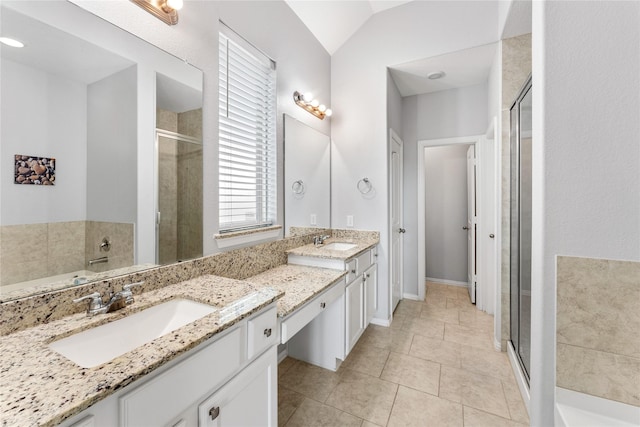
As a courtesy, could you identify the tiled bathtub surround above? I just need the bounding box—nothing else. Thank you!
[0,221,133,287]
[0,228,378,335]
[556,256,640,406]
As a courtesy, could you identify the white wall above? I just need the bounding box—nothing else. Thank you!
[531,1,640,425]
[0,59,87,225]
[86,66,137,224]
[424,145,470,283]
[332,1,498,321]
[402,84,488,296]
[71,0,331,255]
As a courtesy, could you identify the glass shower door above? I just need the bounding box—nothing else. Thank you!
[510,76,532,383]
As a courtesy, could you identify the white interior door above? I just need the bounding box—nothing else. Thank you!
[467,145,477,303]
[390,130,404,312]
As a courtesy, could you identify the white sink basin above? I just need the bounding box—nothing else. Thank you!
[49,299,216,368]
[323,242,357,251]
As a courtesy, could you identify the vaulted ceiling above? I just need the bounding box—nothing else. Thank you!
[284,0,412,55]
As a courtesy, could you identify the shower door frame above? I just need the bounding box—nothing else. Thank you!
[509,74,533,387]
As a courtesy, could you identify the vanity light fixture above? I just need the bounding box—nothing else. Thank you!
[0,37,25,48]
[130,0,183,26]
[293,91,332,120]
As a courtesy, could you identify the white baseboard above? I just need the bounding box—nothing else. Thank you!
[426,277,468,287]
[403,293,422,301]
[277,346,288,363]
[370,317,391,327]
[494,336,502,351]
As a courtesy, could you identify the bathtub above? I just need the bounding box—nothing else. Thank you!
[555,387,640,427]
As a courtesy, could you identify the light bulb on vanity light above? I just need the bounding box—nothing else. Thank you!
[166,0,183,10]
[318,104,327,112]
[303,92,313,103]
[310,99,319,108]
[324,109,333,117]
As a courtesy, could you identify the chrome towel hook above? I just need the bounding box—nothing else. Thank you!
[292,180,305,195]
[357,178,373,194]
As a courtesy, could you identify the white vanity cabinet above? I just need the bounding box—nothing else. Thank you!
[61,304,278,427]
[288,245,378,357]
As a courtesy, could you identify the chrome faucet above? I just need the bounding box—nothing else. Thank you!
[74,282,144,317]
[313,235,330,246]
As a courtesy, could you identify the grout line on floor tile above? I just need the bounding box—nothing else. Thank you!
[500,378,515,421]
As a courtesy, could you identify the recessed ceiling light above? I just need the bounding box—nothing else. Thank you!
[0,37,25,48]
[427,71,445,80]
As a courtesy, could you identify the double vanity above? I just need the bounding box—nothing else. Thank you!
[0,230,379,426]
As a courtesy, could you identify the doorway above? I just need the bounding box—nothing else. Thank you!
[389,129,404,313]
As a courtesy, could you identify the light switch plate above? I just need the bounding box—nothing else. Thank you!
[346,215,354,227]
[310,214,317,225]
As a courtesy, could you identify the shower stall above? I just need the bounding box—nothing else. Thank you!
[156,129,203,265]
[509,75,532,384]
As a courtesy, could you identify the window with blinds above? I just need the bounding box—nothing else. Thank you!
[218,24,277,233]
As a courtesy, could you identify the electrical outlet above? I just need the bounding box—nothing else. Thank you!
[346,215,354,227]
[310,214,317,225]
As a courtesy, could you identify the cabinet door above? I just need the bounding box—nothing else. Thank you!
[364,264,377,326]
[345,280,364,355]
[198,348,277,427]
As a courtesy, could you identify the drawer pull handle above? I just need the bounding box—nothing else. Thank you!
[320,302,326,309]
[264,328,272,337]
[351,269,356,274]
[209,406,220,421]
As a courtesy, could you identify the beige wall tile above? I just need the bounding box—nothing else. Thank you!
[501,34,532,107]
[557,256,640,358]
[156,108,177,132]
[0,224,48,264]
[557,343,640,406]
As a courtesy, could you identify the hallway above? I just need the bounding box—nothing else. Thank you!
[278,282,529,426]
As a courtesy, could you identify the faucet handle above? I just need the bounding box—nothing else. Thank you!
[123,281,144,292]
[73,292,103,310]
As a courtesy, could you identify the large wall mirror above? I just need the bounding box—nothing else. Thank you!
[283,114,331,235]
[0,1,203,301]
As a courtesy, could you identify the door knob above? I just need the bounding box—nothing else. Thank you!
[399,228,406,233]
[489,234,495,238]
[462,226,469,230]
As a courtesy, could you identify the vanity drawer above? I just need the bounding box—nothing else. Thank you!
[120,326,244,427]
[356,250,372,273]
[345,258,358,283]
[248,306,278,359]
[281,279,345,343]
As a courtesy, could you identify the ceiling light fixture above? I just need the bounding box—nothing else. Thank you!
[293,91,332,120]
[427,71,446,80]
[0,37,25,48]
[130,0,182,25]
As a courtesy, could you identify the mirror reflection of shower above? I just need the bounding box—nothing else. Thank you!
[156,73,203,265]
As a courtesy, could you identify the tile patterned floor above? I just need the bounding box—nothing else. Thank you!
[278,281,530,427]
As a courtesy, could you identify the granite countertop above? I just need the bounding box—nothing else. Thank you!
[0,275,283,427]
[285,236,379,261]
[246,264,348,317]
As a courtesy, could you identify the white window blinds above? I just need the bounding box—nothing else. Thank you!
[218,24,277,233]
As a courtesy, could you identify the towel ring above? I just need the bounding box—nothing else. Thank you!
[357,178,373,194]
[292,180,305,195]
